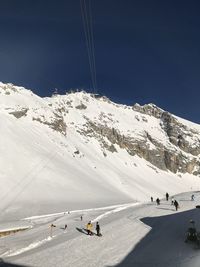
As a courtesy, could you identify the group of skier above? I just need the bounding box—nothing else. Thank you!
[49,192,196,240]
[63,215,101,236]
[49,213,102,238]
[151,192,180,211]
[86,221,101,236]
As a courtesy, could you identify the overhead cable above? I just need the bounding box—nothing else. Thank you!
[80,0,97,92]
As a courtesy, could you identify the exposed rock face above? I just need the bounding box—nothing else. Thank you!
[33,114,67,135]
[161,112,200,156]
[9,108,28,118]
[75,102,200,176]
[75,103,87,110]
[132,103,163,118]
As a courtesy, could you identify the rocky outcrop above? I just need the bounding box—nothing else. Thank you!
[81,118,200,175]
[132,103,164,118]
[75,103,87,110]
[33,114,67,136]
[0,83,19,94]
[9,108,28,118]
[161,112,200,156]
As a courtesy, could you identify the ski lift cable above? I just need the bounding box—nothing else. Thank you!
[85,0,97,91]
[88,0,97,90]
[80,0,95,89]
[80,0,97,92]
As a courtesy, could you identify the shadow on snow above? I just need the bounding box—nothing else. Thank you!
[0,259,30,267]
[112,208,200,267]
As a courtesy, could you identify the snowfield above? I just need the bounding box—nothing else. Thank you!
[1,192,200,267]
[1,84,200,221]
[1,83,200,266]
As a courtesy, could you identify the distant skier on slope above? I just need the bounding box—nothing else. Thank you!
[191,194,195,201]
[171,197,175,205]
[50,224,56,237]
[156,198,160,205]
[174,200,179,211]
[151,196,153,202]
[166,192,169,201]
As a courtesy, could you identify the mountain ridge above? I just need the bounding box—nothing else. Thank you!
[1,82,200,220]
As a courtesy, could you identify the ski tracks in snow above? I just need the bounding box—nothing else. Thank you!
[0,202,139,258]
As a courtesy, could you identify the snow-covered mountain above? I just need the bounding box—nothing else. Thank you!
[1,82,200,220]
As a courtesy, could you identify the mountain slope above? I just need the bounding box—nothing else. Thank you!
[1,83,200,220]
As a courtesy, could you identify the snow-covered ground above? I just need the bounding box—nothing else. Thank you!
[1,83,200,266]
[1,83,200,222]
[1,192,200,267]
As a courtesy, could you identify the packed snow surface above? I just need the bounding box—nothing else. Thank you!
[1,192,200,267]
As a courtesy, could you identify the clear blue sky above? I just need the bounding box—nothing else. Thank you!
[0,0,200,123]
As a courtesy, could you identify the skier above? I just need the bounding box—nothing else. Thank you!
[156,198,160,205]
[64,224,67,230]
[174,200,179,211]
[171,197,175,205]
[191,194,195,201]
[80,215,83,221]
[50,224,56,237]
[96,222,101,236]
[166,192,169,201]
[151,196,153,202]
[86,221,93,235]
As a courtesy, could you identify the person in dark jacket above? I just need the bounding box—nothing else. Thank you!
[96,222,101,236]
[174,200,179,211]
[166,192,169,201]
[151,196,153,202]
[156,198,160,205]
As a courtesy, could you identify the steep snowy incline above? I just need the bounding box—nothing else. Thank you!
[1,83,200,221]
[0,111,133,221]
